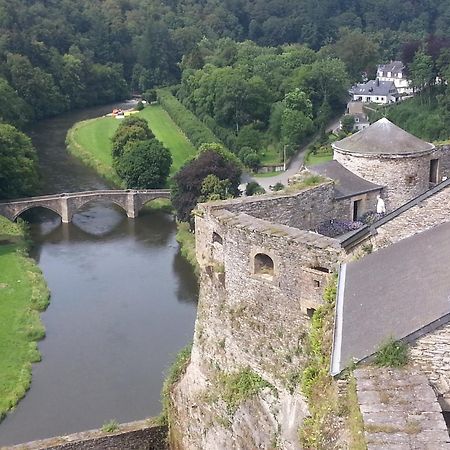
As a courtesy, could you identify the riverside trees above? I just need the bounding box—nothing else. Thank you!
[111,117,171,189]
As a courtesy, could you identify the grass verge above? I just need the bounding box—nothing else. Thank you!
[0,217,50,422]
[175,222,199,276]
[66,117,123,187]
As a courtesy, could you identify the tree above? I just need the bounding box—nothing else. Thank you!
[172,149,241,222]
[341,115,355,133]
[199,175,232,201]
[117,139,172,189]
[0,78,33,128]
[409,49,434,96]
[238,146,261,170]
[111,116,154,161]
[0,124,39,199]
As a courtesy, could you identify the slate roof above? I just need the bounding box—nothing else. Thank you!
[311,160,382,199]
[332,118,435,155]
[349,79,397,97]
[331,220,450,375]
[377,60,405,77]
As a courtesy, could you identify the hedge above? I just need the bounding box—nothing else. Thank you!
[156,88,222,149]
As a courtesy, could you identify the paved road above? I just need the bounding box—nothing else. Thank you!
[242,117,341,191]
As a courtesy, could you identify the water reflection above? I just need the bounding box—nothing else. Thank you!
[0,102,198,446]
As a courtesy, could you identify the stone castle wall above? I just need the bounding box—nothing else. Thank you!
[371,182,450,250]
[410,321,450,409]
[435,144,450,180]
[7,421,167,450]
[170,185,345,449]
[211,181,342,230]
[334,150,432,211]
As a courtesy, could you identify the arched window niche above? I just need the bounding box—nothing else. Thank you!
[254,253,275,279]
[212,231,223,245]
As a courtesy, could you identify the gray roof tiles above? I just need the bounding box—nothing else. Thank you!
[350,79,397,97]
[332,118,435,155]
[331,220,450,375]
[311,160,382,199]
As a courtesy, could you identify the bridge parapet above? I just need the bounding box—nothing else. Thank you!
[0,189,171,223]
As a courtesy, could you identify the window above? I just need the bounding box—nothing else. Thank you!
[311,266,330,273]
[254,253,274,278]
[314,280,320,287]
[429,159,439,184]
[352,199,361,221]
[212,231,223,245]
[307,308,316,319]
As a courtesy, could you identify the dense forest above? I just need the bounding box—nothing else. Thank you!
[2,0,450,127]
[2,0,450,197]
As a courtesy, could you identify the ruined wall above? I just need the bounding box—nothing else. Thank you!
[170,195,344,449]
[371,182,450,250]
[215,182,340,230]
[334,150,433,211]
[410,322,450,408]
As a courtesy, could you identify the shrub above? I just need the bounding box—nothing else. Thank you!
[245,181,265,196]
[272,182,284,191]
[359,210,384,225]
[142,89,157,103]
[135,100,144,111]
[375,338,408,367]
[101,419,119,433]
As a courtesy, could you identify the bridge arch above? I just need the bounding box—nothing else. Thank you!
[136,196,172,214]
[13,204,63,222]
[68,197,130,221]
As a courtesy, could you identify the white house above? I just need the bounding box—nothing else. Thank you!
[349,79,399,104]
[377,61,413,95]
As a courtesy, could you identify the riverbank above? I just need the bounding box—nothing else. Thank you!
[0,217,50,422]
[65,108,200,275]
[65,104,197,186]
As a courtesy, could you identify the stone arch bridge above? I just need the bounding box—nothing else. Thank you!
[0,189,171,223]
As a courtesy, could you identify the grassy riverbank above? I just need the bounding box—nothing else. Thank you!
[66,105,197,185]
[0,216,50,422]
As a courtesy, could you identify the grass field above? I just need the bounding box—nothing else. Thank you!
[67,105,197,183]
[305,152,333,166]
[139,106,196,173]
[0,217,49,421]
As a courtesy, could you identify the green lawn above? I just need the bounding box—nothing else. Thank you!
[305,152,333,166]
[0,217,49,421]
[68,105,197,181]
[139,105,196,173]
[260,145,282,166]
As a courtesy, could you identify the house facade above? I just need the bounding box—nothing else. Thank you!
[349,79,399,104]
[377,60,413,95]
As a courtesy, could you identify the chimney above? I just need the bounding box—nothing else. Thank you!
[376,78,380,87]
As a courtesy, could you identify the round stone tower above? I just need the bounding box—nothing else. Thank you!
[332,118,437,211]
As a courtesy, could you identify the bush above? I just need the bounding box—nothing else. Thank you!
[101,419,119,433]
[245,181,265,196]
[135,100,144,111]
[359,210,384,225]
[142,89,157,103]
[272,182,284,191]
[375,338,408,367]
[157,88,221,148]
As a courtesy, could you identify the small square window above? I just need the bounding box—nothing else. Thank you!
[307,308,316,319]
[314,280,320,287]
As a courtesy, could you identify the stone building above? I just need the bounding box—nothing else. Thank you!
[332,118,438,211]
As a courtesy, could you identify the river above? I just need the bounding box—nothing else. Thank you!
[0,102,198,446]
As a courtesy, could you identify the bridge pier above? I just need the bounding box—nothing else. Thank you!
[60,197,70,223]
[126,192,138,219]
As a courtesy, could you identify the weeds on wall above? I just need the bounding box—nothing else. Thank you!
[299,275,367,449]
[375,337,408,368]
[101,419,120,433]
[160,343,192,426]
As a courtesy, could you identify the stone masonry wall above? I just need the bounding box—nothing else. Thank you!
[213,182,341,231]
[334,150,432,211]
[372,183,450,250]
[170,189,345,449]
[435,144,450,180]
[410,322,450,408]
[6,421,167,450]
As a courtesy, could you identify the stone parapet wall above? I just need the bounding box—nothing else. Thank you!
[372,183,450,250]
[435,144,450,180]
[334,150,432,211]
[6,421,167,450]
[410,322,450,406]
[205,182,340,231]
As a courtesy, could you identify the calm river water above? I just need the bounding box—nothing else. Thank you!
[0,103,198,446]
